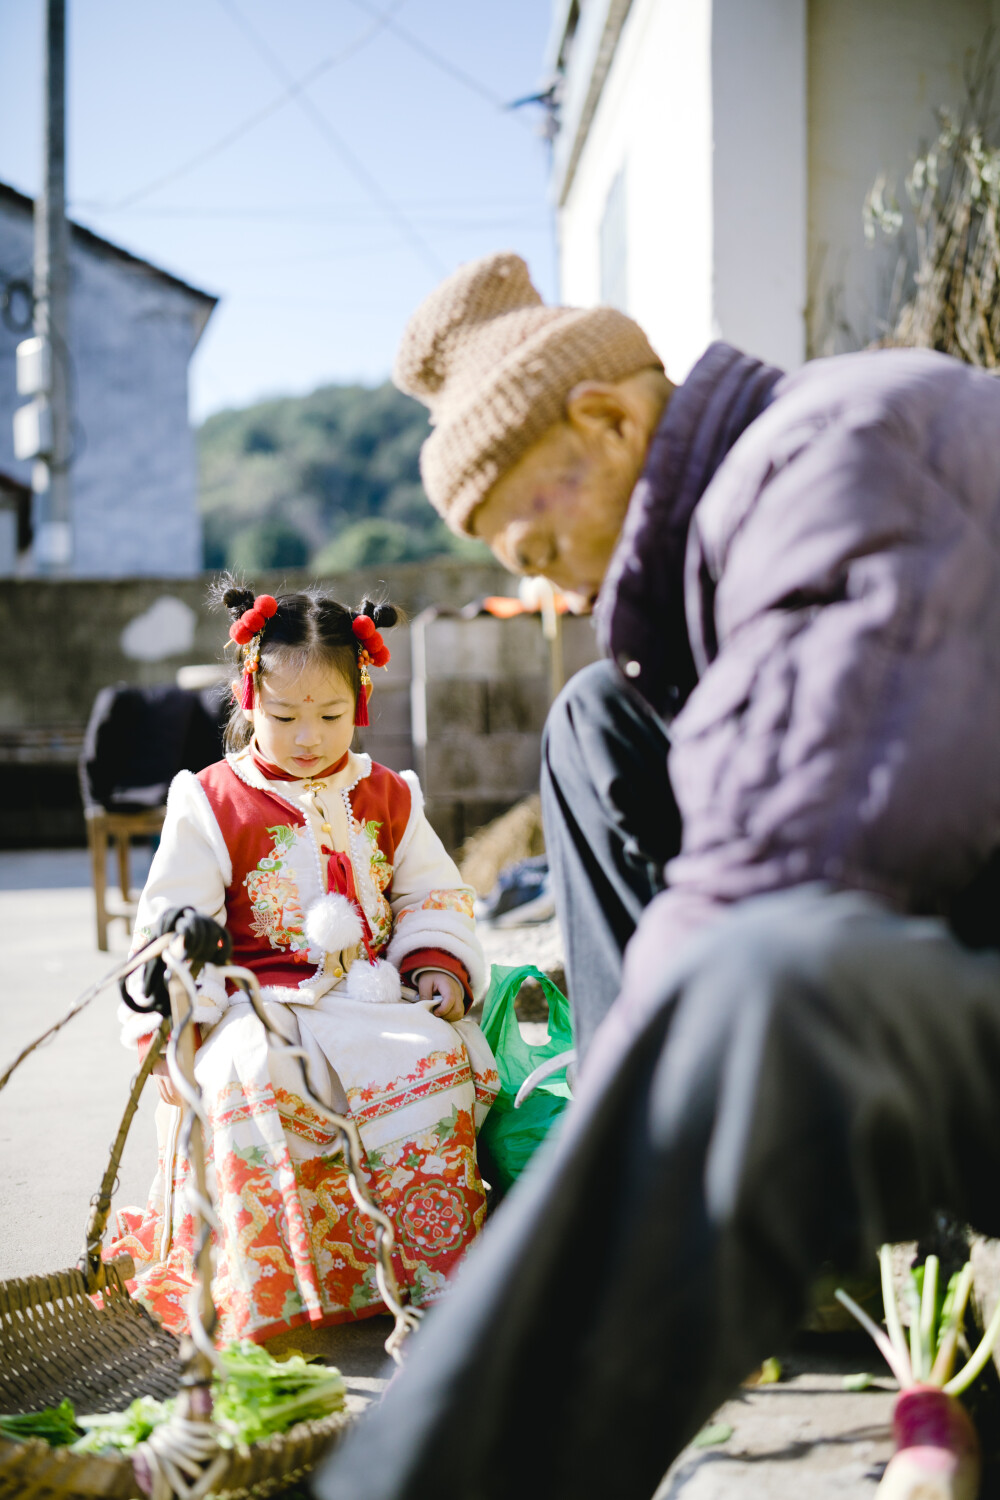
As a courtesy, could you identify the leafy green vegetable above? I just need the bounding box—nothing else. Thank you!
[692,1422,734,1448]
[72,1396,173,1455]
[0,1399,80,1447]
[70,1342,345,1456]
[744,1357,782,1386]
[212,1340,346,1445]
[2,1341,345,1458]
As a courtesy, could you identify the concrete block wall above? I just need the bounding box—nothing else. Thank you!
[411,610,601,851]
[0,562,603,851]
[0,556,512,846]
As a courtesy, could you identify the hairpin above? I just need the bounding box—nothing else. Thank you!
[351,615,391,726]
[229,594,278,709]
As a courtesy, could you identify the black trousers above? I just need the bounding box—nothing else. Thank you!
[540,661,681,1055]
[315,664,1000,1500]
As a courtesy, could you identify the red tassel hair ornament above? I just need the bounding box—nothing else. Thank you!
[352,614,389,728]
[229,594,277,713]
[355,667,371,727]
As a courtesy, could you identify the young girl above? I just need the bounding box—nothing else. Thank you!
[109,582,498,1345]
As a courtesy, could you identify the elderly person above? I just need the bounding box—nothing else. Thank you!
[316,253,1000,1500]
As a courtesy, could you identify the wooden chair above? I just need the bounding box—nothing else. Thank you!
[79,682,227,951]
[84,803,167,951]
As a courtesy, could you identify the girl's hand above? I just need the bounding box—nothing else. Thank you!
[152,1056,182,1108]
[417,970,466,1023]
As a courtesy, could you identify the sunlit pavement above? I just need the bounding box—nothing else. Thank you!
[0,848,158,1283]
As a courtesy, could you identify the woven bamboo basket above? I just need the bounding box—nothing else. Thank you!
[0,1256,351,1499]
[0,999,352,1499]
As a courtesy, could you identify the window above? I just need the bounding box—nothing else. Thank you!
[600,166,628,311]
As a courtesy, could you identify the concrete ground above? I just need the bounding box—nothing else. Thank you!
[0,850,920,1494]
[0,847,158,1283]
[656,1348,896,1498]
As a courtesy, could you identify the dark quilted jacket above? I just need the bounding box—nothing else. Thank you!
[596,341,1000,960]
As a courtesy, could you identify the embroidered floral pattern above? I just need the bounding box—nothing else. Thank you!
[352,815,393,948]
[107,1053,491,1344]
[422,889,475,917]
[245,825,310,959]
[399,1181,470,1257]
[395,890,476,924]
[345,1046,493,1129]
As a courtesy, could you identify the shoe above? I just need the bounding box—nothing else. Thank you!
[475,855,555,927]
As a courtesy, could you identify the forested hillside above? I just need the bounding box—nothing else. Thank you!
[198,382,491,572]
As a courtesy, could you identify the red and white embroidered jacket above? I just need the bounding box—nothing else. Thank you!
[120,748,484,1046]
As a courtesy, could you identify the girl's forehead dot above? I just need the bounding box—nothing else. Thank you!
[263,662,354,703]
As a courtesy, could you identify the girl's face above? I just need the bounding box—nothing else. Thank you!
[246,657,356,777]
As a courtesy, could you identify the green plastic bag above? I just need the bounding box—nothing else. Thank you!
[478,964,574,1191]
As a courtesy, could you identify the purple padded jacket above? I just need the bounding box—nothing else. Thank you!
[596,341,1000,966]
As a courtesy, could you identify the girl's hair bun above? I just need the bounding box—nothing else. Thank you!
[222,585,257,617]
[208,573,261,621]
[358,598,399,631]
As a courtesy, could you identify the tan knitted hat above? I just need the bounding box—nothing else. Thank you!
[393,252,663,536]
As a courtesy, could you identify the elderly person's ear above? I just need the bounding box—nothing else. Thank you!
[563,384,626,438]
[566,381,644,459]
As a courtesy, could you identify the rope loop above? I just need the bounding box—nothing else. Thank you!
[120,909,233,1018]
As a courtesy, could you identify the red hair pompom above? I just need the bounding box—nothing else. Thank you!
[242,607,265,634]
[255,594,278,619]
[352,615,376,641]
[367,631,384,654]
[371,645,391,668]
[230,621,253,645]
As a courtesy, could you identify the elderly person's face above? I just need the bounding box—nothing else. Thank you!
[471,374,670,613]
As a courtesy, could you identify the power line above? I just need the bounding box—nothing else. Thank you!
[80,196,544,217]
[341,0,510,112]
[178,225,551,271]
[71,205,546,228]
[212,0,446,278]
[72,1,407,214]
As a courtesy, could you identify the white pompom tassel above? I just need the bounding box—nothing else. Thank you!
[305,893,363,955]
[346,958,402,1005]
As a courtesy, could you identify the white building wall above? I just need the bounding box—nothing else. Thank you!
[712,0,807,370]
[807,0,1000,354]
[554,0,1000,377]
[557,0,716,382]
[0,197,210,577]
[556,0,807,380]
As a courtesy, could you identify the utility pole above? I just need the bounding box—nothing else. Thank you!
[30,0,72,572]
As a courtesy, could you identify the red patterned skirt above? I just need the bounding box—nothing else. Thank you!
[108,994,499,1343]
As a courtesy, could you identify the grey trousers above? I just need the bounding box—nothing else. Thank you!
[315,666,1000,1500]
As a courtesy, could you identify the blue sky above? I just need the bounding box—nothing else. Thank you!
[0,1,557,420]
